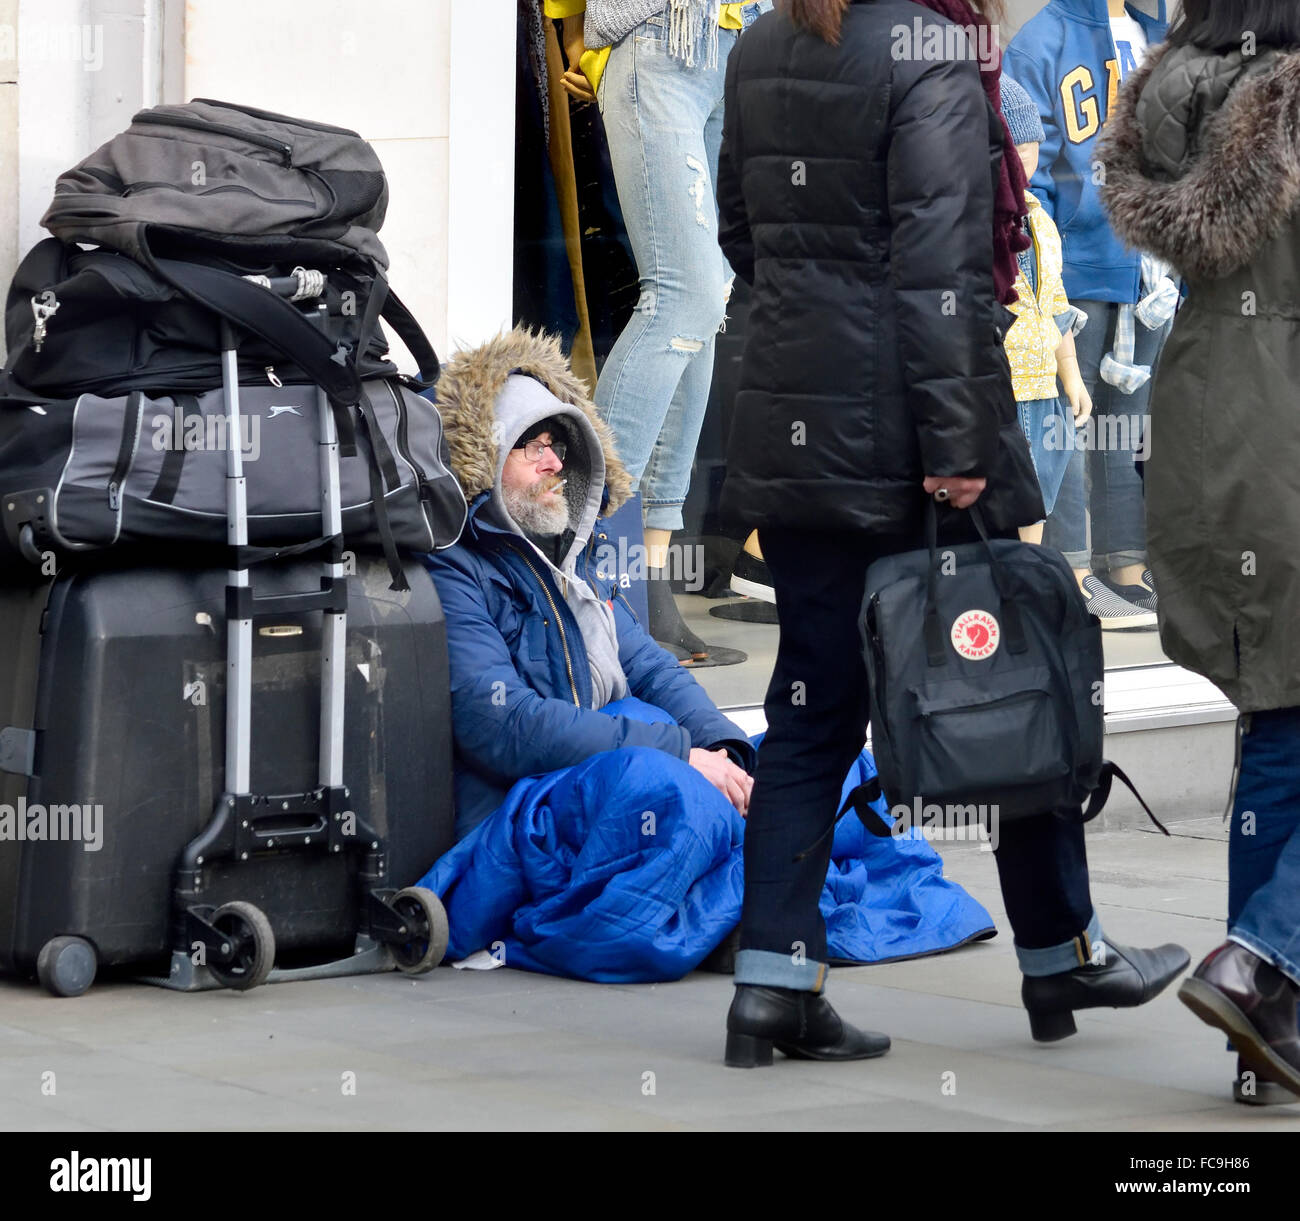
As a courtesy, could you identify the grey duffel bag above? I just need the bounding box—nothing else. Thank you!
[2,377,466,570]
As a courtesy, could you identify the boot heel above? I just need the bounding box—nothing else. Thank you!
[1027,1008,1077,1042]
[725,1031,774,1067]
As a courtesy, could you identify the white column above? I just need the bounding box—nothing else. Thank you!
[445,0,516,354]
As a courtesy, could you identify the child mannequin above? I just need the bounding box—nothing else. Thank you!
[1002,77,1092,549]
[1006,0,1170,629]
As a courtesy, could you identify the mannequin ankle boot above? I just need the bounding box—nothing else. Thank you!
[1021,939,1190,1042]
[645,571,709,658]
[724,984,891,1067]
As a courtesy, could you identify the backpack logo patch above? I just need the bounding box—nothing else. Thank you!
[951,609,1000,660]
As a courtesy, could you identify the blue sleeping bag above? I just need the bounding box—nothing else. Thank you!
[418,699,995,983]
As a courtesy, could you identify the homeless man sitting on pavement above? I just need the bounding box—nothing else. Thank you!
[414,328,998,983]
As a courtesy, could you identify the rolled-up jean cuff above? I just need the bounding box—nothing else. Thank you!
[1227,929,1300,990]
[734,948,828,993]
[1060,550,1091,570]
[1103,550,1147,571]
[1016,911,1103,977]
[642,501,686,532]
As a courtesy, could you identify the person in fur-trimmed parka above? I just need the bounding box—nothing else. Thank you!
[421,327,756,844]
[1100,0,1300,1104]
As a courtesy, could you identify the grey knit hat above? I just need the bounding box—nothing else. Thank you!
[1001,76,1045,148]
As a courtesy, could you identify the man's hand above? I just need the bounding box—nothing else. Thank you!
[689,748,753,816]
[923,475,986,510]
[561,17,596,103]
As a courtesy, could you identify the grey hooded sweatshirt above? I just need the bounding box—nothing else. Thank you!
[481,374,629,709]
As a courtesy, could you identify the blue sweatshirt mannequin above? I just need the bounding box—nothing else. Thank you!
[1006,0,1171,628]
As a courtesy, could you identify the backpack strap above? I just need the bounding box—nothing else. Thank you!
[379,283,441,388]
[1083,760,1170,835]
[148,254,365,408]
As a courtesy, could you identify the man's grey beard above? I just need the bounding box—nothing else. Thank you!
[504,478,569,536]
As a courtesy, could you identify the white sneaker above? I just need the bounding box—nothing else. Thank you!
[730,551,776,603]
[1080,574,1157,630]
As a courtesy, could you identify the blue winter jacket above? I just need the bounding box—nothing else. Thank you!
[1005,0,1167,303]
[424,492,756,841]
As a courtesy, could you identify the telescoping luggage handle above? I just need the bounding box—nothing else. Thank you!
[168,275,453,990]
[176,279,387,906]
[218,291,349,804]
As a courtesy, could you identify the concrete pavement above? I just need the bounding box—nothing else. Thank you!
[1,823,1297,1131]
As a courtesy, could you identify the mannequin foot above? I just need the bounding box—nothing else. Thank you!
[646,571,709,658]
[645,571,748,666]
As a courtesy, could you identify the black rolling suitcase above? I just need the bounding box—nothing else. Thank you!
[0,286,456,996]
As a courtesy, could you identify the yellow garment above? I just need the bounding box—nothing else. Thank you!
[543,2,747,96]
[1006,192,1073,402]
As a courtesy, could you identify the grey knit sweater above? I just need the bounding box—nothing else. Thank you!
[584,0,669,49]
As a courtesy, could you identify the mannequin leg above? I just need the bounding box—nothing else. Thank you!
[596,24,745,660]
[594,23,731,502]
[1089,317,1171,583]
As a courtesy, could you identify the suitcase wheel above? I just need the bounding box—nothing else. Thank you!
[36,935,97,998]
[389,887,449,976]
[207,901,275,991]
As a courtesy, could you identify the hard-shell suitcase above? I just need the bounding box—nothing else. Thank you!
[0,557,455,991]
[0,280,455,995]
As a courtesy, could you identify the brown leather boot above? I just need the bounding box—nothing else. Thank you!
[1179,941,1300,1099]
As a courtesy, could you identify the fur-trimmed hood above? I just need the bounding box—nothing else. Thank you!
[1100,40,1300,281]
[432,328,633,518]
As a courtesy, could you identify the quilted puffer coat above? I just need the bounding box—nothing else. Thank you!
[716,0,1044,536]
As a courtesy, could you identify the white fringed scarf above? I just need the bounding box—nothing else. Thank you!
[666,0,722,70]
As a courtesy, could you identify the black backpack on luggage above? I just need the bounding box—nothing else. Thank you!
[0,99,466,587]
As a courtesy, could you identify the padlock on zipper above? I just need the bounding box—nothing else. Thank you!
[31,290,60,354]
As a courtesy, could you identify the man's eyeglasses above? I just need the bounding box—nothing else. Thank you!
[514,438,566,463]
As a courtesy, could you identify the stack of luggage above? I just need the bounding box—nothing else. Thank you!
[0,100,466,996]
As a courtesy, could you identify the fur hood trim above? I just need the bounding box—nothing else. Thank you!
[1100,42,1300,281]
[432,328,633,513]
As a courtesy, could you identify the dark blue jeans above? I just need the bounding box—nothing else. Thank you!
[1228,707,1300,984]
[1045,300,1170,570]
[734,526,1097,992]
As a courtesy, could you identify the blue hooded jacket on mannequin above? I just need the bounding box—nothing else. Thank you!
[1005,0,1168,303]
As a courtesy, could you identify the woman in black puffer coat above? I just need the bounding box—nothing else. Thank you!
[717,0,1187,1068]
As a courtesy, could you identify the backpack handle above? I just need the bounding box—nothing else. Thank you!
[922,500,1028,665]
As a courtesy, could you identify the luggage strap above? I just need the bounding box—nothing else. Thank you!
[149,254,365,410]
[353,392,409,592]
[232,535,345,570]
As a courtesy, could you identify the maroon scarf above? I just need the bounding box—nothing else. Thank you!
[911,0,1031,305]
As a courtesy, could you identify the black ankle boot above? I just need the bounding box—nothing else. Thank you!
[724,984,890,1067]
[1021,939,1190,1042]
